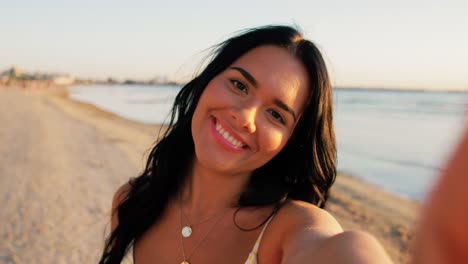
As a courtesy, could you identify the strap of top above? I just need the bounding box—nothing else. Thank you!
[244,214,276,264]
[121,242,135,264]
[251,214,275,253]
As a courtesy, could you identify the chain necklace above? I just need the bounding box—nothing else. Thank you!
[179,203,230,238]
[178,203,229,264]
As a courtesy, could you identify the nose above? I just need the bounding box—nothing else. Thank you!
[232,106,257,133]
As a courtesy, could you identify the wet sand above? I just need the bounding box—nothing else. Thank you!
[0,87,420,263]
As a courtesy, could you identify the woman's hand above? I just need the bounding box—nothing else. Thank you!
[412,129,468,263]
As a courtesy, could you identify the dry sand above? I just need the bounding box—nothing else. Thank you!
[0,87,421,263]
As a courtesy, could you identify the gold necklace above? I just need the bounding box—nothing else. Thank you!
[178,204,229,264]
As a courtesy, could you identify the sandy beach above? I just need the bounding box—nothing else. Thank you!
[0,87,421,263]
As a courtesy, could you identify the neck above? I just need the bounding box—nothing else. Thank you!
[179,159,251,220]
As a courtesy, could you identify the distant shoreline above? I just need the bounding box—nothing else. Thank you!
[3,80,465,94]
[74,82,468,93]
[333,86,468,93]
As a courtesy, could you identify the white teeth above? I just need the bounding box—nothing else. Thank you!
[215,120,244,148]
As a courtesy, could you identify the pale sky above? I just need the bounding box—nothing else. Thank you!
[1,0,467,90]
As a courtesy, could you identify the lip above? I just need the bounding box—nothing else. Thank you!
[210,116,249,153]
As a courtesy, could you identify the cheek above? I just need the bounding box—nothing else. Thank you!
[260,128,289,155]
[205,78,229,99]
[193,80,223,120]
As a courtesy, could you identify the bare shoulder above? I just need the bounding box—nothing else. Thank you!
[260,200,341,261]
[266,200,343,263]
[276,200,343,238]
[257,200,343,263]
[275,200,392,263]
[111,182,132,232]
[112,182,131,208]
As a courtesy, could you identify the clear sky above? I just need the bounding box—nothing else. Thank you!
[1,0,467,90]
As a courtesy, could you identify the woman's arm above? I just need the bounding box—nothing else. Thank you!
[283,230,392,264]
[298,230,392,264]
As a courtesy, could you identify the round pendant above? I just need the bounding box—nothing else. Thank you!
[181,226,192,238]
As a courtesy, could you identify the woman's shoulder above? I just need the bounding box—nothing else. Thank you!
[258,200,342,261]
[113,182,131,206]
[111,182,132,232]
[275,199,343,236]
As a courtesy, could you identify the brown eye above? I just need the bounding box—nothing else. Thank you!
[230,80,248,94]
[267,109,286,124]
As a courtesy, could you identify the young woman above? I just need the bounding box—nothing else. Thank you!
[100,25,391,264]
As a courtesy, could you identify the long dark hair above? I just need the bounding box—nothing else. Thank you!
[99,25,336,263]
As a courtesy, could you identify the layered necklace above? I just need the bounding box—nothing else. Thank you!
[178,202,230,264]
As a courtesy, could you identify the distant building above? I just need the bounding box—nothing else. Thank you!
[52,75,75,85]
[0,66,23,78]
[9,67,23,78]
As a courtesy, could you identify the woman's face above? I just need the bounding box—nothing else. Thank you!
[191,45,309,177]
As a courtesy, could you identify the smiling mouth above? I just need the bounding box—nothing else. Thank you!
[214,119,247,149]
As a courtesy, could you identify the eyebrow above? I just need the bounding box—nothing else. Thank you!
[229,66,298,122]
[273,99,297,122]
[230,66,258,87]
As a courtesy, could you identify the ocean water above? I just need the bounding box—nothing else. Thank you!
[334,89,466,200]
[68,85,467,201]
